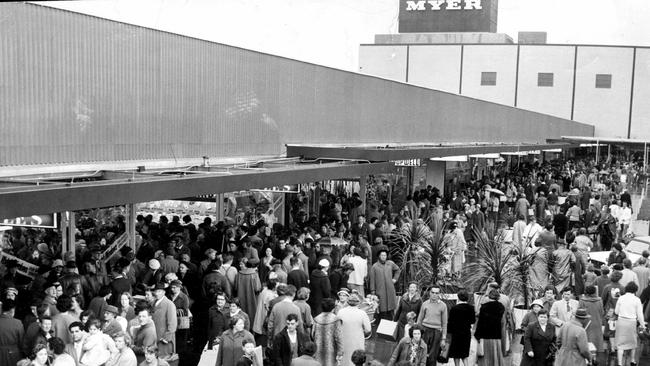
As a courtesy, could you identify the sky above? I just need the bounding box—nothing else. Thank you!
[38,0,650,71]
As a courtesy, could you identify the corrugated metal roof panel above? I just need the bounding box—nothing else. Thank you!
[0,3,594,168]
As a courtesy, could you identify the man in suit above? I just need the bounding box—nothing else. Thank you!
[152,283,178,358]
[272,313,310,366]
[65,321,87,366]
[550,287,580,330]
[287,256,309,290]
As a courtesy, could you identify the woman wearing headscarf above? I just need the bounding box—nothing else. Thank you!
[578,285,604,352]
[474,289,506,366]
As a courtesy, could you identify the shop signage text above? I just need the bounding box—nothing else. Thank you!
[406,0,482,11]
[2,214,57,229]
[394,159,422,167]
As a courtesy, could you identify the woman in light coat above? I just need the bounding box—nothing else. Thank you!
[337,294,371,366]
[312,298,343,366]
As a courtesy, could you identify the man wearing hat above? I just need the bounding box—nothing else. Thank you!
[0,298,24,366]
[152,282,178,359]
[369,249,400,320]
[41,280,61,316]
[101,305,122,338]
[554,308,593,366]
[308,259,332,316]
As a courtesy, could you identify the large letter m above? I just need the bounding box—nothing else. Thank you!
[405,1,426,11]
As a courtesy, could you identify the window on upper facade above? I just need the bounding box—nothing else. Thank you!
[480,72,497,86]
[537,72,554,87]
[595,74,612,89]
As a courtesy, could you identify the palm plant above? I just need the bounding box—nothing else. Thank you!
[462,228,541,307]
[389,216,454,293]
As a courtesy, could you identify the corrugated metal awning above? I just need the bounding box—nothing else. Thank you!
[0,159,393,219]
[287,142,576,161]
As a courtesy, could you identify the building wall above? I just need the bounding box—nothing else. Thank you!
[516,45,575,119]
[0,3,593,168]
[360,43,650,139]
[408,45,462,93]
[573,47,634,138]
[631,48,650,139]
[358,45,408,82]
[461,45,518,105]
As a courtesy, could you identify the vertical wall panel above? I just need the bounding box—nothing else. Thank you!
[631,48,650,139]
[517,45,574,119]
[0,3,592,168]
[461,45,518,106]
[573,46,633,138]
[358,45,408,82]
[407,45,462,93]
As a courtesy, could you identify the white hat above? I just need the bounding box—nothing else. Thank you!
[318,259,330,267]
[148,259,161,270]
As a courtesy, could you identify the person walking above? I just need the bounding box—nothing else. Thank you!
[272,313,310,366]
[369,249,400,320]
[0,299,25,366]
[447,290,474,366]
[394,282,423,340]
[474,289,505,366]
[554,309,592,366]
[337,294,371,366]
[417,287,448,366]
[312,298,343,366]
[387,324,428,366]
[151,283,177,359]
[235,261,262,328]
[520,309,555,366]
[216,317,255,366]
[578,285,604,352]
[614,282,646,366]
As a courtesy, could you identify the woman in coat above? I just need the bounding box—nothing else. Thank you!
[216,317,255,366]
[312,298,343,366]
[394,282,423,340]
[520,309,555,366]
[308,260,332,316]
[337,294,371,366]
[474,289,506,366]
[234,261,262,327]
[387,325,428,366]
[447,290,475,366]
[578,285,604,352]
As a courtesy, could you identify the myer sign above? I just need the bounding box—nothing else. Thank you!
[405,0,482,11]
[399,0,498,33]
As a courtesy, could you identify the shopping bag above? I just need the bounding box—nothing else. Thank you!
[376,319,399,341]
[477,339,484,357]
[198,345,218,366]
[437,335,451,363]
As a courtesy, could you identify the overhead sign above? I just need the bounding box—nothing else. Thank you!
[0,252,39,279]
[1,214,57,229]
[394,159,422,167]
[399,0,498,33]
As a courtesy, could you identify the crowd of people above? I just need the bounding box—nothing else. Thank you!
[0,155,648,366]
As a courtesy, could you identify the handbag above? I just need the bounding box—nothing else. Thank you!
[177,309,191,329]
[198,344,218,366]
[437,336,451,363]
